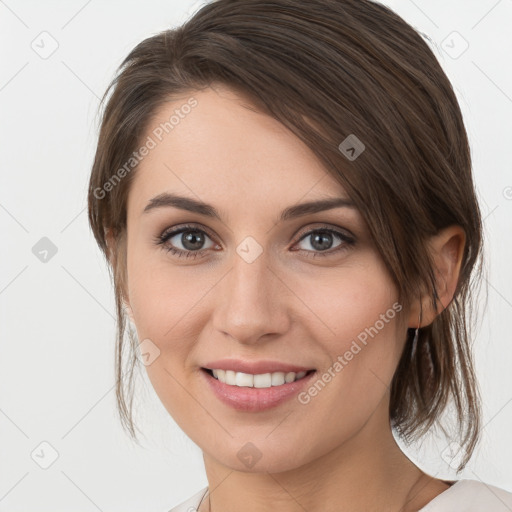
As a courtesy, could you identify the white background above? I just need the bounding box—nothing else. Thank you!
[1,1,511,510]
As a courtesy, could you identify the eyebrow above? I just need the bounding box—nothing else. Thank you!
[142,192,356,222]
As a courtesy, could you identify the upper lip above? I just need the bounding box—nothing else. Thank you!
[203,358,315,374]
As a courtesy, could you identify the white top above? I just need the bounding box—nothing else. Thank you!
[168,480,512,512]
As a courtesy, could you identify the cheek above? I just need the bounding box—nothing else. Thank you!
[126,250,207,416]
[291,259,403,400]
[126,244,206,337]
[289,259,399,347]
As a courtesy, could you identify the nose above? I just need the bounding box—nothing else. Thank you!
[211,248,291,345]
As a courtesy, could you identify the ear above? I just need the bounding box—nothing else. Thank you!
[407,225,466,329]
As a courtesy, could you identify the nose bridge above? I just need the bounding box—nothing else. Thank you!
[234,242,274,299]
[212,242,289,343]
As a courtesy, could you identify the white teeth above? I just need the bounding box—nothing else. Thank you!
[209,369,311,388]
[253,373,271,388]
[235,372,254,387]
[284,371,295,383]
[271,372,285,386]
[225,370,236,385]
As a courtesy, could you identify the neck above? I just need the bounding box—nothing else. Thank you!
[199,399,443,512]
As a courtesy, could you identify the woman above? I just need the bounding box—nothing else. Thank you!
[87,0,512,510]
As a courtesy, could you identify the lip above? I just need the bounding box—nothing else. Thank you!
[203,358,315,374]
[200,367,317,412]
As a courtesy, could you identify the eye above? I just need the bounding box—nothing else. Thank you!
[154,223,355,260]
[154,224,218,259]
[292,227,355,258]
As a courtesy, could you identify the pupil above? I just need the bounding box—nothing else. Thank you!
[311,232,332,251]
[183,231,204,250]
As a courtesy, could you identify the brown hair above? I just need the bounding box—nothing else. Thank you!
[87,0,484,471]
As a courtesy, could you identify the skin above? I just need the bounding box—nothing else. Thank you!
[116,84,464,512]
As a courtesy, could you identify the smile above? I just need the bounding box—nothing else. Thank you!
[204,368,314,388]
[200,367,318,412]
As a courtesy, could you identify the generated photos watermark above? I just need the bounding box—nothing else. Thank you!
[93,97,198,200]
[297,301,403,404]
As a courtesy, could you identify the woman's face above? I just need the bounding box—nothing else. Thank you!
[123,85,408,473]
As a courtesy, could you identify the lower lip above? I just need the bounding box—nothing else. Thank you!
[200,368,317,412]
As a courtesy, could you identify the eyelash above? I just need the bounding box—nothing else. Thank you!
[153,223,355,260]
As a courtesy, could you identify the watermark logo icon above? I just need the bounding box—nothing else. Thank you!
[31,31,59,59]
[31,441,59,469]
[441,31,469,59]
[441,441,464,469]
[339,134,365,161]
[32,237,58,263]
[236,236,263,264]
[237,442,263,469]
[137,338,161,366]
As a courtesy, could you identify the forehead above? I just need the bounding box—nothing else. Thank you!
[127,85,351,221]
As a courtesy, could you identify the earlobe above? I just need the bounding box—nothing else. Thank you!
[407,225,466,329]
